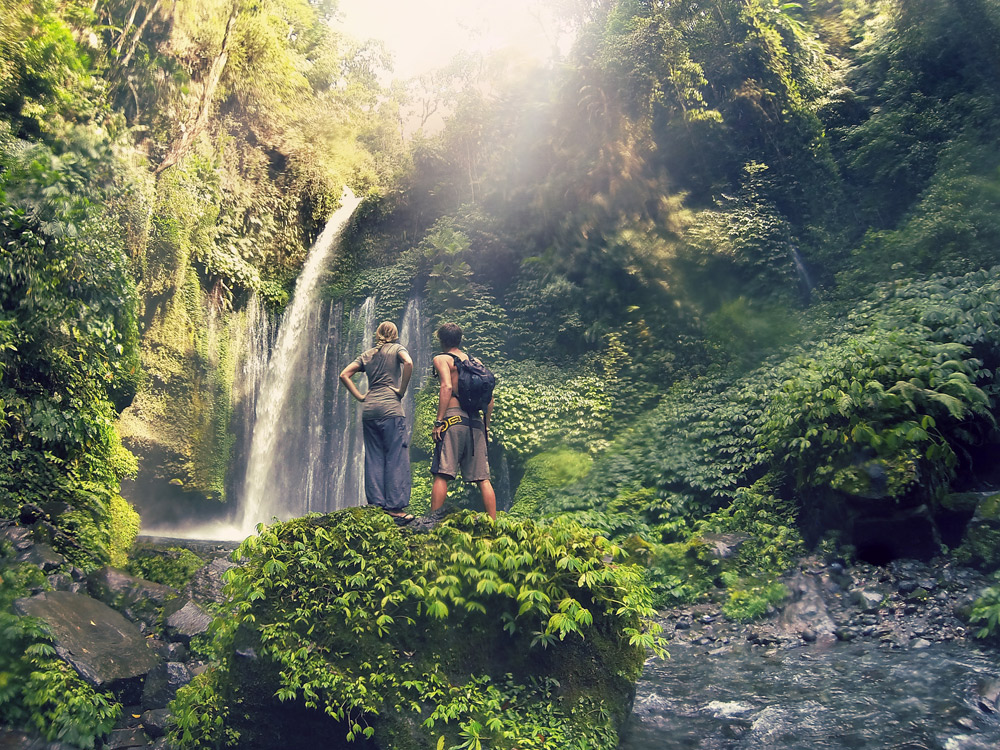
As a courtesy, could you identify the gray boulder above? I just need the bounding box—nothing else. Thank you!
[140,709,172,739]
[104,727,150,749]
[13,591,161,698]
[185,555,236,603]
[699,532,751,560]
[16,542,65,572]
[1,524,34,552]
[141,661,192,710]
[0,728,77,749]
[851,588,884,612]
[87,567,178,626]
[163,598,212,643]
[780,572,836,644]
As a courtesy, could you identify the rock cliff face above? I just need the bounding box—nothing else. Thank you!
[117,283,250,516]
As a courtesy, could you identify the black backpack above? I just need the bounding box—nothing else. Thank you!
[444,353,496,420]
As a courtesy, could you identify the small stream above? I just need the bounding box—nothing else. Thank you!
[622,639,1000,750]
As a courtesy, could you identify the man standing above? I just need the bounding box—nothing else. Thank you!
[430,322,496,519]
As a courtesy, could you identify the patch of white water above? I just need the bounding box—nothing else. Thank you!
[238,189,364,533]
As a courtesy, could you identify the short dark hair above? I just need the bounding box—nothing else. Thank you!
[437,322,462,349]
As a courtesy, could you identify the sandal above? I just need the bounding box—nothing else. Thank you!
[385,510,415,524]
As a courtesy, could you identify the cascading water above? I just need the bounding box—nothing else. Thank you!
[791,246,814,304]
[399,296,431,438]
[239,189,365,532]
[323,296,376,516]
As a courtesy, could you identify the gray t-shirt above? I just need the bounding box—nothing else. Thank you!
[354,342,407,420]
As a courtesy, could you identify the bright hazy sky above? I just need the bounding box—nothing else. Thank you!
[334,0,567,80]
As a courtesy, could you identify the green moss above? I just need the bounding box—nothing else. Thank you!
[512,450,593,517]
[720,576,788,621]
[107,495,140,569]
[979,493,1000,521]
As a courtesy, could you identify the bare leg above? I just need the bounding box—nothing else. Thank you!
[478,480,496,520]
[431,475,449,512]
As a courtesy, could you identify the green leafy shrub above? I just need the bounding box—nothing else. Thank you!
[169,669,236,750]
[719,575,788,622]
[703,477,804,574]
[510,450,593,518]
[764,329,992,497]
[0,126,142,568]
[491,362,613,463]
[169,509,663,749]
[970,575,1000,640]
[127,546,206,589]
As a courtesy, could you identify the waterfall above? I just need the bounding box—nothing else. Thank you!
[399,297,431,439]
[230,293,278,501]
[324,296,376,515]
[239,189,364,531]
[791,246,814,304]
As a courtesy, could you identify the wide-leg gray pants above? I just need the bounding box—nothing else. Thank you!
[362,416,411,510]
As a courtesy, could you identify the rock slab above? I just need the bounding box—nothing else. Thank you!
[13,591,161,689]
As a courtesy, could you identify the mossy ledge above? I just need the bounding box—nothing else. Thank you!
[168,508,663,749]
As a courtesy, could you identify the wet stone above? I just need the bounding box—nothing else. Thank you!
[0,728,78,749]
[184,556,236,604]
[1,525,34,551]
[105,727,149,749]
[13,591,160,693]
[835,626,856,641]
[17,543,65,572]
[87,568,177,626]
[141,661,192,710]
[163,599,211,643]
[977,679,1000,713]
[140,710,171,739]
[46,573,73,591]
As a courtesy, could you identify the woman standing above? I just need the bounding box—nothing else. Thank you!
[339,321,414,521]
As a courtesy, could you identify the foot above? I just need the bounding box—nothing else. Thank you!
[384,509,415,523]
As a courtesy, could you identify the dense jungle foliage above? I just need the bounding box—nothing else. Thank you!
[5,0,1000,746]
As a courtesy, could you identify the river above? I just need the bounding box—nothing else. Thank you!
[622,635,1000,750]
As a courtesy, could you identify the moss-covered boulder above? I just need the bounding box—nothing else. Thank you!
[956,492,1000,571]
[168,509,662,749]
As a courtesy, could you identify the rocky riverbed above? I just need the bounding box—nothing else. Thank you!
[0,523,237,750]
[661,555,990,652]
[623,555,1000,750]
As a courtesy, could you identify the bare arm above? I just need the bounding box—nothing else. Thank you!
[339,361,366,402]
[432,354,453,443]
[392,349,414,398]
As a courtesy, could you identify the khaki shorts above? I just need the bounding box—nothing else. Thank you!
[431,407,490,482]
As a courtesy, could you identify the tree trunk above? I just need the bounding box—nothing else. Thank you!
[154,4,239,176]
[115,0,142,52]
[119,0,163,70]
